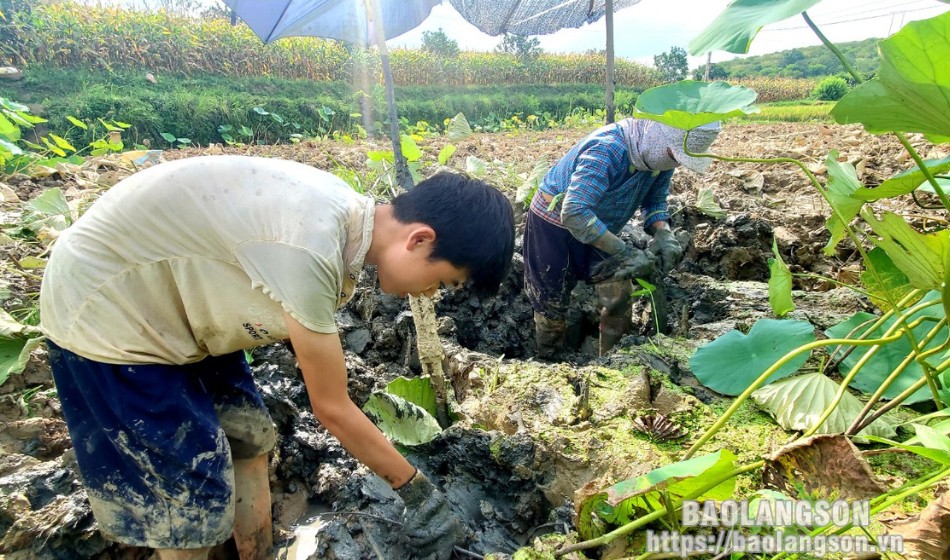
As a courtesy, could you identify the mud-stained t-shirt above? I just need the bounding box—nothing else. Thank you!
[40,155,375,365]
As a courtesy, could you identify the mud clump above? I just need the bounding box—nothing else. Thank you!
[0,455,107,560]
[250,342,561,559]
[436,252,536,359]
[306,428,560,559]
[679,212,774,281]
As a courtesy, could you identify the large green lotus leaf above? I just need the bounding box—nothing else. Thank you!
[852,156,950,201]
[437,144,456,166]
[446,112,472,141]
[860,247,913,312]
[362,392,442,446]
[0,138,22,157]
[822,151,864,255]
[826,293,947,404]
[578,450,737,540]
[831,11,950,143]
[918,177,950,196]
[465,155,487,177]
[385,376,437,418]
[27,188,69,216]
[633,81,758,130]
[863,210,949,291]
[0,337,44,386]
[689,0,822,55]
[690,319,815,396]
[767,238,794,317]
[0,308,42,338]
[0,113,20,141]
[400,135,422,161]
[695,188,726,219]
[516,159,549,206]
[866,424,950,465]
[751,373,896,439]
[905,417,950,445]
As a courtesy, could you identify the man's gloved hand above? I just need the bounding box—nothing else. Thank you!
[396,469,464,560]
[647,228,683,275]
[590,246,656,284]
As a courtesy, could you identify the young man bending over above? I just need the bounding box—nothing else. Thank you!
[40,155,515,560]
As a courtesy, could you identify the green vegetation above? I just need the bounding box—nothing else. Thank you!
[1,67,643,146]
[0,1,659,88]
[709,38,880,79]
[654,46,689,83]
[420,28,460,58]
[561,4,950,556]
[496,33,543,62]
[812,75,850,101]
[736,100,833,123]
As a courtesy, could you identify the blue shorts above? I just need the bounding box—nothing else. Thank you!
[47,341,277,549]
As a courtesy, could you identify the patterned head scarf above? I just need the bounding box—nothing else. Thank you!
[618,118,721,173]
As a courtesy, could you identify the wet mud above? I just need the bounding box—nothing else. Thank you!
[1,122,947,559]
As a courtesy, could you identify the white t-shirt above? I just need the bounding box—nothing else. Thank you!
[40,155,374,365]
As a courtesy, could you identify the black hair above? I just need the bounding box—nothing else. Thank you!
[391,172,515,297]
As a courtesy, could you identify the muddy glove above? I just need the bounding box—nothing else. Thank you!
[647,228,684,275]
[590,245,656,284]
[396,469,464,560]
[587,231,655,283]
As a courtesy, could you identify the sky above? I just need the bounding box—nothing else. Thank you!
[387,0,950,68]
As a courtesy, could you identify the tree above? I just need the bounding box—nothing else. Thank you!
[780,48,806,67]
[421,28,460,58]
[200,3,233,21]
[496,33,542,62]
[692,63,728,81]
[654,46,688,82]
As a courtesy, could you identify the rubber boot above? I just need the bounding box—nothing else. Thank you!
[596,280,632,356]
[534,312,567,360]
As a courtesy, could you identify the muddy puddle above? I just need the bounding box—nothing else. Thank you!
[1,122,948,559]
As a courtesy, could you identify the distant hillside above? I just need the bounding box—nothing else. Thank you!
[698,38,881,80]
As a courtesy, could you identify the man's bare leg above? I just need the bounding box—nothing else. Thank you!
[232,454,272,560]
[156,548,210,560]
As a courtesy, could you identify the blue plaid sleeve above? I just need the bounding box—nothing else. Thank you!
[641,171,673,232]
[559,140,628,244]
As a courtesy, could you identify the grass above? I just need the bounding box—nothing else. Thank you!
[738,100,835,123]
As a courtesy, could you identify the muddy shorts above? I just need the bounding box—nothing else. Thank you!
[47,341,277,549]
[523,208,610,318]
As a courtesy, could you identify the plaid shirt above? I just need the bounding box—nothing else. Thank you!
[530,122,673,244]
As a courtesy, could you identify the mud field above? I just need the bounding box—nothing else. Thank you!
[0,122,947,559]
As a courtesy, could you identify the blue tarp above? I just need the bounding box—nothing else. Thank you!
[222,0,441,44]
[223,0,642,45]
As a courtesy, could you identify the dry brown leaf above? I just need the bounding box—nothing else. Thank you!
[763,434,885,501]
[890,491,950,560]
[0,184,19,203]
[728,169,765,193]
[854,158,867,179]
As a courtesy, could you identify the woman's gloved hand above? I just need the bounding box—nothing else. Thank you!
[396,469,464,560]
[590,245,656,283]
[647,228,683,275]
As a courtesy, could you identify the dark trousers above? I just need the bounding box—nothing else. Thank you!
[522,209,610,319]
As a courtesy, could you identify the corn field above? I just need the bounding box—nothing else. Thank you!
[728,77,817,103]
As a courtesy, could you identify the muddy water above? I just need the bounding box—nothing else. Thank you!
[274,501,330,560]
